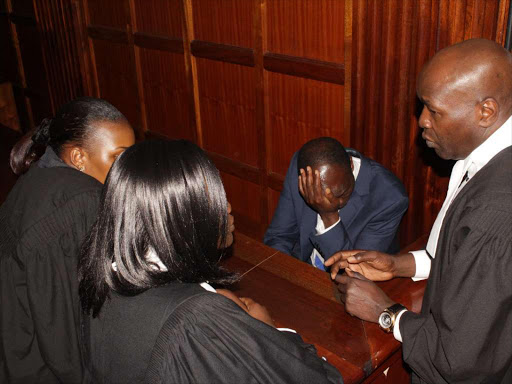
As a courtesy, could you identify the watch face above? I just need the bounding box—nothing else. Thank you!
[379,312,392,329]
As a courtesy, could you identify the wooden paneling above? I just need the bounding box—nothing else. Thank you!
[0,13,18,83]
[86,0,129,29]
[220,171,262,239]
[139,47,192,140]
[74,0,510,246]
[266,0,345,62]
[133,0,182,37]
[349,0,509,246]
[267,71,344,176]
[197,58,258,167]
[192,0,254,47]
[11,0,34,18]
[92,39,140,127]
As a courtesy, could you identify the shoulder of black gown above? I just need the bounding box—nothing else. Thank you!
[2,165,102,254]
[145,292,343,384]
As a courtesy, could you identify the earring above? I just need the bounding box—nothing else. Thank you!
[78,165,85,172]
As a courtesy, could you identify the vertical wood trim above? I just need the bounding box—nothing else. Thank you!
[32,0,57,113]
[128,0,148,136]
[254,0,268,232]
[182,0,202,146]
[8,0,34,127]
[52,1,74,102]
[496,0,511,45]
[81,0,100,97]
[71,0,93,96]
[344,0,352,147]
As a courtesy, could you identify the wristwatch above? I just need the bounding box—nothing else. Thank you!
[378,303,407,333]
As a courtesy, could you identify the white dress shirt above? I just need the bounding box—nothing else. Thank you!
[310,156,361,267]
[394,115,512,342]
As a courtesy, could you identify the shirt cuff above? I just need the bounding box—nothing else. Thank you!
[277,328,297,334]
[393,309,408,342]
[315,213,340,235]
[410,250,431,281]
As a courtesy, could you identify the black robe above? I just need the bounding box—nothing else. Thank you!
[0,149,101,383]
[85,283,343,384]
[400,147,512,383]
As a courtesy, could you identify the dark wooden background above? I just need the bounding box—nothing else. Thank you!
[1,0,510,247]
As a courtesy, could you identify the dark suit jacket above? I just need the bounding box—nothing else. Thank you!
[264,149,409,263]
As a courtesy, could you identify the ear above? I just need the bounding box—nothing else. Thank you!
[350,157,354,171]
[478,98,499,128]
[69,146,87,171]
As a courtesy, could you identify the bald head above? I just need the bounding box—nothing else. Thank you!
[417,39,512,160]
[420,39,512,119]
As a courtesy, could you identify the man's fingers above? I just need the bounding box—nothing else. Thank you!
[329,260,348,280]
[347,252,375,264]
[306,166,314,192]
[334,274,350,285]
[298,175,305,197]
[325,250,362,266]
[324,252,343,266]
[346,269,371,281]
[314,169,323,198]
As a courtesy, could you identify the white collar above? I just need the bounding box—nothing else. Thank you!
[463,114,512,178]
[351,156,361,180]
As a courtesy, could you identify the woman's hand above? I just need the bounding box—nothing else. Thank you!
[216,290,275,328]
[239,297,276,328]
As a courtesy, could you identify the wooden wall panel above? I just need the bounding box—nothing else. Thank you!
[139,48,192,140]
[0,14,18,83]
[11,0,34,17]
[267,72,344,176]
[92,39,140,126]
[267,0,345,62]
[134,0,182,38]
[73,0,509,246]
[17,25,48,94]
[86,0,129,29]
[197,58,258,167]
[350,0,509,246]
[193,0,254,47]
[221,171,262,239]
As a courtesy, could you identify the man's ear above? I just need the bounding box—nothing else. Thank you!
[478,98,499,128]
[69,146,87,171]
[350,157,354,171]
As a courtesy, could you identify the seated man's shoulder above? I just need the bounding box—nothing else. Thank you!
[364,156,406,193]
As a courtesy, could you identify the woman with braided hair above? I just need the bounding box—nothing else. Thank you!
[0,97,134,383]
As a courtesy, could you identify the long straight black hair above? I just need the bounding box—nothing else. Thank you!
[79,139,237,317]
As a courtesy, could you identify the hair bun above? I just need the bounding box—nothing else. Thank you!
[32,118,53,145]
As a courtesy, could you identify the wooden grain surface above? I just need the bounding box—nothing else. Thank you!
[222,232,427,383]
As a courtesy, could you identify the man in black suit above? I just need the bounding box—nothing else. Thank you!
[327,39,512,383]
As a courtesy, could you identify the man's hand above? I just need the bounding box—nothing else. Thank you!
[335,270,395,323]
[325,250,417,281]
[325,250,397,281]
[298,166,347,227]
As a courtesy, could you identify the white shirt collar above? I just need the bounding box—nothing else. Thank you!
[463,114,512,178]
[351,156,361,180]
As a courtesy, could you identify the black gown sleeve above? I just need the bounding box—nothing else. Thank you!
[4,190,100,383]
[400,207,512,383]
[145,293,343,384]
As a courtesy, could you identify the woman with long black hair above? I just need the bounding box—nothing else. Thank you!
[79,139,343,383]
[0,97,135,383]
